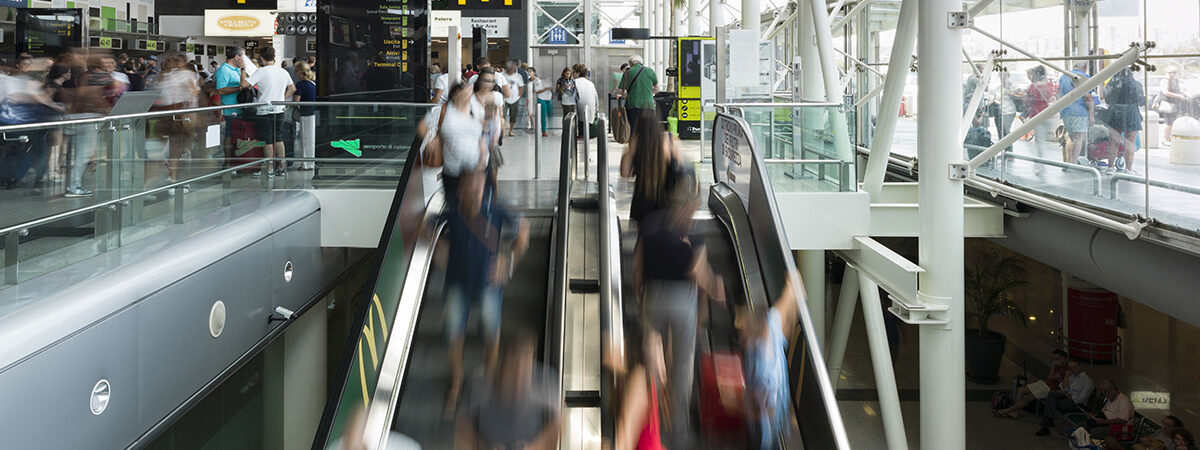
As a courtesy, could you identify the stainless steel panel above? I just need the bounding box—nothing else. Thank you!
[271,213,328,312]
[0,306,141,449]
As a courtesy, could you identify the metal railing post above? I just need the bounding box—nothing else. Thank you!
[535,105,542,180]
[174,186,185,224]
[223,172,233,206]
[4,232,18,285]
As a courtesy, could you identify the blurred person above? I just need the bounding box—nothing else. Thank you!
[123,61,145,91]
[287,57,302,82]
[1024,66,1058,174]
[994,349,1070,419]
[572,64,598,140]
[614,55,658,139]
[1035,360,1094,437]
[740,276,802,450]
[43,62,72,184]
[0,56,63,191]
[430,63,447,104]
[442,170,531,420]
[293,61,318,170]
[503,62,525,136]
[146,55,159,77]
[455,331,559,449]
[240,46,294,177]
[634,182,724,447]
[1104,67,1144,175]
[1134,415,1184,450]
[64,55,120,197]
[556,67,577,120]
[462,63,477,84]
[530,67,553,137]
[1059,61,1095,166]
[990,70,1019,152]
[208,60,219,79]
[442,81,487,206]
[1159,67,1186,147]
[620,114,688,223]
[608,321,666,450]
[159,55,200,186]
[467,57,510,100]
[112,53,131,87]
[511,57,529,85]
[964,63,985,112]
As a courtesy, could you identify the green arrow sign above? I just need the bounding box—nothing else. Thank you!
[330,139,362,157]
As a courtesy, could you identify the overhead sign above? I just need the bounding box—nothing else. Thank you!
[547,25,568,44]
[463,17,508,39]
[16,9,83,58]
[1131,391,1170,410]
[204,10,277,37]
[136,39,166,51]
[431,10,461,38]
[90,36,124,50]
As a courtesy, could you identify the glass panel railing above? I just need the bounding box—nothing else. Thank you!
[0,101,431,291]
[720,103,858,192]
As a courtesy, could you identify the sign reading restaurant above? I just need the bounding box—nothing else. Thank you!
[204,10,277,37]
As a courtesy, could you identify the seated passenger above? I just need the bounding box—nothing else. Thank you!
[1035,360,1094,436]
[994,349,1070,419]
[455,331,560,450]
[1084,380,1135,440]
[442,171,530,419]
[740,276,801,450]
[1134,415,1184,450]
[1173,429,1197,450]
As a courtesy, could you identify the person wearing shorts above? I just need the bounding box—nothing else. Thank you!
[441,171,529,419]
[1059,61,1094,166]
[994,349,1070,419]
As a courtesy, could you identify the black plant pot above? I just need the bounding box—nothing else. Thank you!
[965,330,1006,384]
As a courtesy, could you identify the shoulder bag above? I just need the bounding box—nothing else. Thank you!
[422,106,450,168]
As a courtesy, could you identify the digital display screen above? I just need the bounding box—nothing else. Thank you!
[317,0,429,102]
[16,9,83,59]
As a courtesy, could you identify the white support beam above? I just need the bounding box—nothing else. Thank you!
[799,250,826,348]
[967,44,1142,169]
[967,0,995,18]
[806,0,854,161]
[689,0,703,34]
[833,46,884,78]
[830,0,873,31]
[709,0,724,35]
[742,0,760,30]
[824,266,859,383]
[918,0,966,447]
[969,24,1078,80]
[861,0,916,198]
[860,273,909,450]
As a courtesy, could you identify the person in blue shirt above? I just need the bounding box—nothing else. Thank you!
[441,170,530,420]
[1059,61,1094,166]
[1036,360,1094,437]
[215,46,247,166]
[741,276,801,450]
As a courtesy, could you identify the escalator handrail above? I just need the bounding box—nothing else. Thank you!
[712,111,853,450]
[596,115,623,444]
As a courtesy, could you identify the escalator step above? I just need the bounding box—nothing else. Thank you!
[564,390,601,407]
[570,198,599,210]
[569,278,600,293]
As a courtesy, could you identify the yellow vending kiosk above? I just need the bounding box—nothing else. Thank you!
[675,36,715,139]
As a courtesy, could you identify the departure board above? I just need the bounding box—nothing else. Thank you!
[16,9,83,59]
[318,0,430,102]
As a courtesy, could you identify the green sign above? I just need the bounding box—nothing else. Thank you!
[330,139,362,157]
[98,36,113,49]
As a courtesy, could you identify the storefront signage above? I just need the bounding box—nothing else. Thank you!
[1131,391,1170,410]
[136,39,165,51]
[462,17,508,39]
[430,10,460,38]
[205,10,277,37]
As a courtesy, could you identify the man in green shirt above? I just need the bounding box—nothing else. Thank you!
[614,55,658,137]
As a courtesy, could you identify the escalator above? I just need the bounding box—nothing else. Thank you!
[607,111,852,449]
[313,116,586,450]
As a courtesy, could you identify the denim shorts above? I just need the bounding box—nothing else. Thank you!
[1063,115,1089,134]
[443,281,502,343]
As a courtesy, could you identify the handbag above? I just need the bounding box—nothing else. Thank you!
[422,106,449,168]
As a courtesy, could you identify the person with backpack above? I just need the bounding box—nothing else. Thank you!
[1104,67,1145,174]
[615,55,658,139]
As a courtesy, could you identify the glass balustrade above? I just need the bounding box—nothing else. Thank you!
[721,103,858,193]
[0,101,432,291]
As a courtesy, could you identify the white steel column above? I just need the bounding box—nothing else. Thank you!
[689,0,702,35]
[806,0,854,161]
[918,0,966,448]
[859,274,908,450]
[862,0,916,198]
[710,0,724,36]
[825,266,859,382]
[583,0,593,70]
[798,0,823,100]
[742,0,760,30]
[799,250,826,347]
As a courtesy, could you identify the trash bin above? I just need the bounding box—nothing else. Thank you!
[654,92,677,125]
[667,117,678,135]
[1169,116,1200,165]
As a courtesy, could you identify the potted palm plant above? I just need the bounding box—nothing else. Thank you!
[965,248,1029,384]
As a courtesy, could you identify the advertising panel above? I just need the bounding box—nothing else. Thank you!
[204,10,277,37]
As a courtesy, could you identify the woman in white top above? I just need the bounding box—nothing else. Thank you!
[158,56,200,186]
[438,81,487,206]
[530,67,553,137]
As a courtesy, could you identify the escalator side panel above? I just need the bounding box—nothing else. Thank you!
[315,149,427,448]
